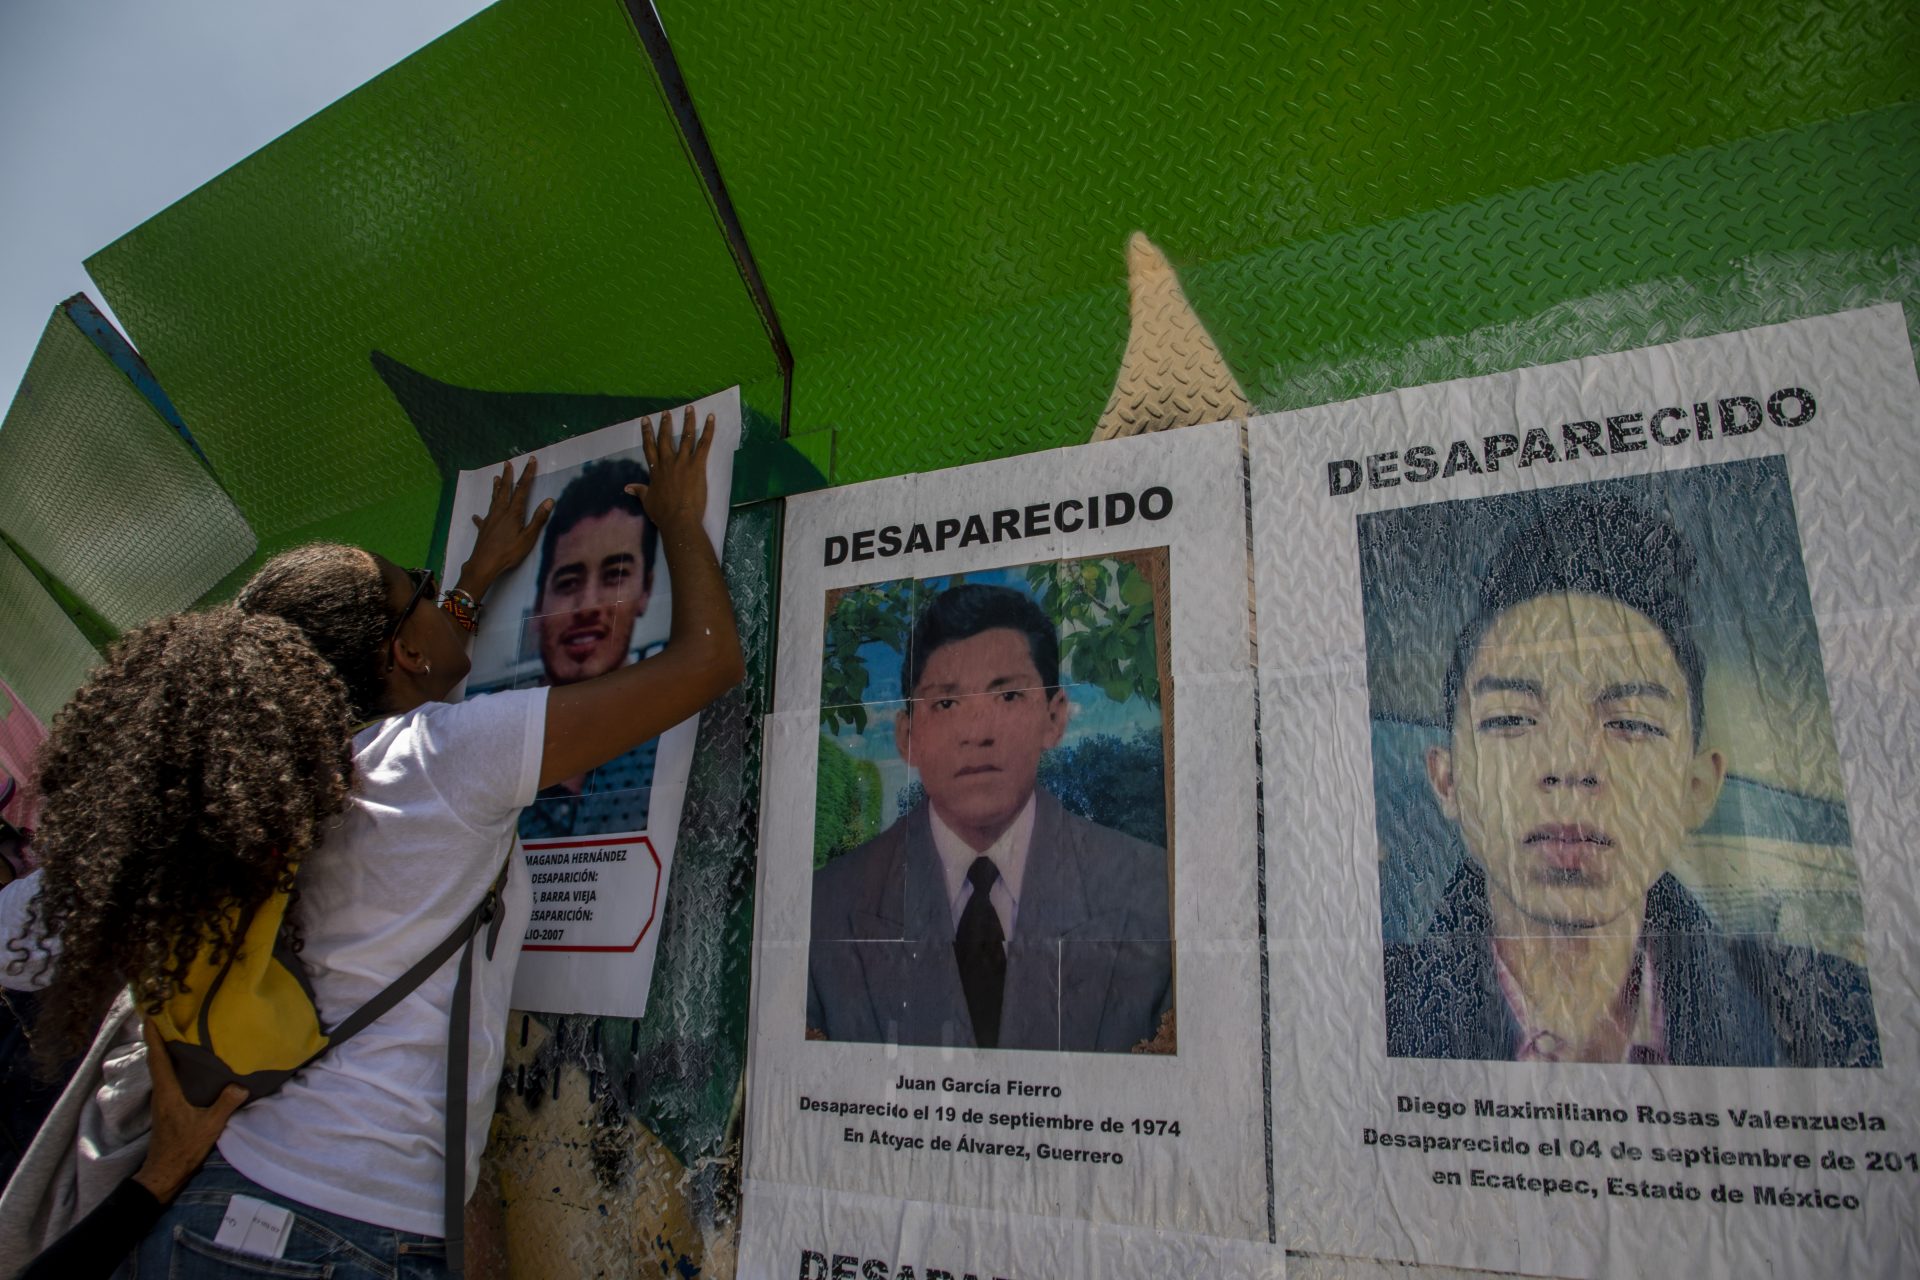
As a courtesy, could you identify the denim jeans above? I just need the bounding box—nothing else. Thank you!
[124,1155,448,1279]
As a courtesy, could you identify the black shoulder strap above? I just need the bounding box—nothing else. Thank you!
[322,859,507,1050]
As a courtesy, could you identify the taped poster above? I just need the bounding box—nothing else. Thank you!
[442,387,740,1018]
[742,423,1269,1276]
[1251,306,1919,1277]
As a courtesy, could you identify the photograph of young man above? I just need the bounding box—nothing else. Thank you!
[807,584,1173,1052]
[1384,493,1879,1067]
[519,456,662,840]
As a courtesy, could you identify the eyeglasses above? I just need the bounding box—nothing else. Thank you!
[383,566,440,657]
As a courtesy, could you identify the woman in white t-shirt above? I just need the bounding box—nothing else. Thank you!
[12,410,740,1279]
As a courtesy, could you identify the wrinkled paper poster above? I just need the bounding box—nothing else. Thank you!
[444,388,740,1018]
[1252,306,1919,1277]
[743,423,1276,1278]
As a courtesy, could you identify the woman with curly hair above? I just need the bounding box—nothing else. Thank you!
[4,410,741,1278]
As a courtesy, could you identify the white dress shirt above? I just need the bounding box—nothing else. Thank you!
[928,792,1037,941]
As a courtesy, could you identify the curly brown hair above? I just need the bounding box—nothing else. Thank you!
[237,544,392,721]
[18,544,394,1065]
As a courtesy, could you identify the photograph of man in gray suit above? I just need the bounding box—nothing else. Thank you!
[807,584,1173,1052]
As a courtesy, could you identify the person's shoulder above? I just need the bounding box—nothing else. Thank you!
[1045,797,1166,919]
[1649,876,1882,1068]
[1049,797,1164,866]
[368,688,547,750]
[1721,933,1883,1068]
[811,817,911,910]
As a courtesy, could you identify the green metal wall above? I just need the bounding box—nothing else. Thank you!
[659,0,1918,479]
[85,0,779,569]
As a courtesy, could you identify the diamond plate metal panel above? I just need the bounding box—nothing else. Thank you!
[784,103,1920,484]
[659,0,1916,481]
[477,501,776,1276]
[0,305,254,632]
[86,0,778,565]
[0,539,98,725]
[661,0,1916,357]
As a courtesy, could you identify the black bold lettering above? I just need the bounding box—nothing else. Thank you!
[1367,451,1401,488]
[863,1261,891,1280]
[1404,445,1439,482]
[1104,492,1136,526]
[1328,459,1362,495]
[1482,434,1519,471]
[1088,495,1101,528]
[1693,402,1714,440]
[903,524,933,553]
[958,515,989,548]
[851,530,876,561]
[1768,386,1816,428]
[1055,499,1085,532]
[1518,427,1558,467]
[1606,413,1646,452]
[1441,440,1483,478]
[877,526,903,556]
[1719,396,1763,436]
[799,1250,828,1280]
[1648,406,1690,445]
[934,518,961,550]
[824,536,849,566]
[1023,502,1051,537]
[1561,420,1605,459]
[991,509,1019,542]
[1140,485,1173,518]
[832,1257,859,1280]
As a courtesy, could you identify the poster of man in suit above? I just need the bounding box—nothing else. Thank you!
[743,423,1267,1268]
[807,557,1175,1053]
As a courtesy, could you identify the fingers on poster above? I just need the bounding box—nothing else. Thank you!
[442,388,742,1018]
[1251,305,1917,1278]
[747,307,1920,1279]
[746,424,1269,1275]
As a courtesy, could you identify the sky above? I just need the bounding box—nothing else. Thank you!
[0,0,498,414]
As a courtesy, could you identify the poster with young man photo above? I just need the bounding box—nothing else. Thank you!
[443,388,740,1018]
[1370,467,1878,1071]
[1251,307,1920,1280]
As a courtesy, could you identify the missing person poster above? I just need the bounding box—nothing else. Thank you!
[742,423,1276,1277]
[442,387,740,1018]
[1250,306,1920,1277]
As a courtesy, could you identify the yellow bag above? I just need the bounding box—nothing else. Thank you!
[150,861,510,1107]
[151,891,327,1106]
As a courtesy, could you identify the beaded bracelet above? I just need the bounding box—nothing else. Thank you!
[439,587,480,633]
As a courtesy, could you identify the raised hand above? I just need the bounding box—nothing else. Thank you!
[629,405,715,540]
[461,457,553,599]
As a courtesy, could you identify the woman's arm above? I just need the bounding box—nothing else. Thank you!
[19,1020,245,1280]
[538,408,745,789]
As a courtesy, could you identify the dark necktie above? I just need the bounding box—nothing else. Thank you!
[953,856,1006,1048]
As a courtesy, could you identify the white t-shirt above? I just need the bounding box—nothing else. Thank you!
[217,687,547,1236]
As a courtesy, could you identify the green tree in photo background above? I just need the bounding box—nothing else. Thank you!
[815,735,884,868]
